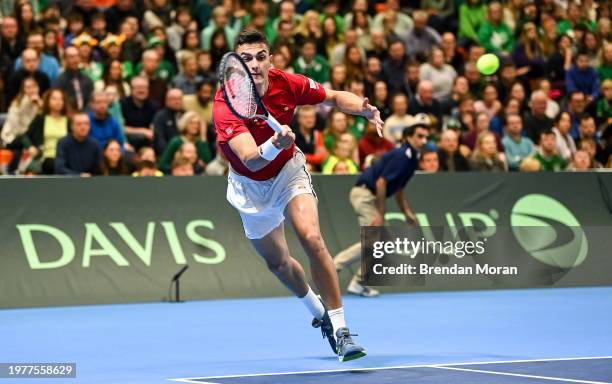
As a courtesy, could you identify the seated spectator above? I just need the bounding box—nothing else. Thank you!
[183,79,214,127]
[55,113,101,176]
[478,2,513,53]
[293,106,327,171]
[136,48,169,107]
[566,91,588,139]
[72,32,104,83]
[158,111,212,174]
[566,49,601,103]
[408,80,443,131]
[132,159,164,176]
[172,53,203,95]
[474,83,502,120]
[293,39,330,84]
[537,79,560,119]
[153,88,184,155]
[89,91,124,150]
[5,48,50,107]
[534,129,567,171]
[204,144,229,176]
[100,139,133,175]
[441,32,465,74]
[381,40,409,96]
[383,93,413,144]
[458,0,487,43]
[322,133,359,174]
[1,77,41,148]
[437,129,470,171]
[372,0,413,37]
[419,148,440,172]
[200,5,242,51]
[566,149,593,171]
[523,90,554,144]
[358,121,394,169]
[546,34,573,95]
[463,112,504,151]
[15,31,60,82]
[599,43,612,82]
[596,79,612,127]
[371,80,392,121]
[575,115,598,151]
[502,113,535,171]
[469,132,507,171]
[401,60,421,99]
[404,11,441,59]
[94,58,131,97]
[20,88,70,175]
[121,76,157,151]
[53,46,94,111]
[578,139,604,169]
[553,111,577,161]
[512,22,546,81]
[171,155,195,176]
[419,46,457,101]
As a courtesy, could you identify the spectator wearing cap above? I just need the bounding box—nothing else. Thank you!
[54,46,94,111]
[153,88,184,155]
[501,113,535,171]
[55,113,101,176]
[478,1,513,54]
[200,5,242,51]
[437,129,470,171]
[121,76,157,151]
[88,90,124,150]
[72,32,104,83]
[172,53,204,95]
[404,11,441,59]
[5,48,50,107]
[566,49,601,103]
[523,90,554,145]
[14,31,60,82]
[408,80,443,131]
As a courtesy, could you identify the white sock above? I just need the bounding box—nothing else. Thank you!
[300,286,325,320]
[328,307,346,339]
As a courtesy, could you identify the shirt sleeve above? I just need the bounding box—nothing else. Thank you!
[285,72,327,106]
[212,97,250,144]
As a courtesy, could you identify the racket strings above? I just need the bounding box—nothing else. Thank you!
[224,57,258,119]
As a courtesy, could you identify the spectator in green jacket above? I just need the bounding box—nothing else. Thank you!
[459,0,487,43]
[293,39,330,84]
[478,1,514,53]
[534,129,567,171]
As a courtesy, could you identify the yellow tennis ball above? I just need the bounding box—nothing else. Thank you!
[476,53,500,75]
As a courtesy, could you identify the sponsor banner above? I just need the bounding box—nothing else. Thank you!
[0,173,611,308]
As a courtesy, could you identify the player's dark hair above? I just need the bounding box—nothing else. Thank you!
[235,29,270,50]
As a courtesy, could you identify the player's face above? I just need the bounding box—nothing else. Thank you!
[237,43,272,91]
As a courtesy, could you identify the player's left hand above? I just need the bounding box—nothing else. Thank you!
[361,98,384,138]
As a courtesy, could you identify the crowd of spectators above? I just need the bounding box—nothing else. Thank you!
[0,0,610,177]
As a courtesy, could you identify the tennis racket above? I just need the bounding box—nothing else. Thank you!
[218,52,284,133]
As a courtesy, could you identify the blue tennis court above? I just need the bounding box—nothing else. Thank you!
[1,286,611,384]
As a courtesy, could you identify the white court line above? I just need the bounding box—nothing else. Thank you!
[168,356,612,383]
[432,366,611,384]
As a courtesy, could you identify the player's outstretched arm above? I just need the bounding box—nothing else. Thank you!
[323,88,384,137]
[228,126,295,172]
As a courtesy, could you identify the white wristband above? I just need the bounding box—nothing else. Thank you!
[259,138,282,161]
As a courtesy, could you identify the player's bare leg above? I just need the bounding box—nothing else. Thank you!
[286,194,341,309]
[287,193,366,361]
[250,222,309,297]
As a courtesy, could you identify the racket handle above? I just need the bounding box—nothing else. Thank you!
[265,115,284,133]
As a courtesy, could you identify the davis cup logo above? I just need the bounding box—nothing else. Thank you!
[511,194,588,268]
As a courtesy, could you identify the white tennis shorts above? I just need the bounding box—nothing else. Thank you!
[226,150,316,239]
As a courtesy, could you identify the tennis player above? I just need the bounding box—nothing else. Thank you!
[212,29,384,362]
